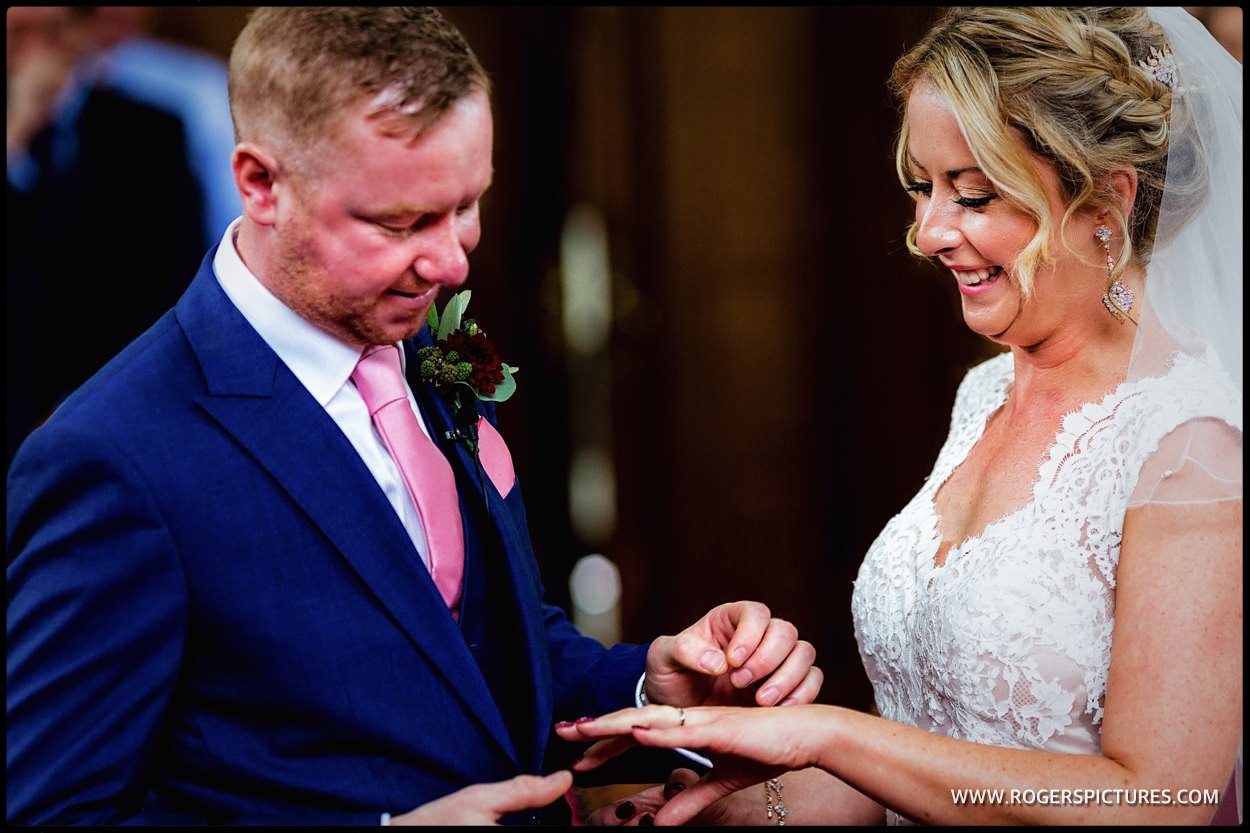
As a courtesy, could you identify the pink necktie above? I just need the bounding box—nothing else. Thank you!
[352,344,464,618]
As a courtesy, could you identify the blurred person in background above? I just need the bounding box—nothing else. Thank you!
[1186,6,1243,62]
[6,6,204,464]
[79,6,240,246]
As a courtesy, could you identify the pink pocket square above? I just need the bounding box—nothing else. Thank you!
[476,417,516,498]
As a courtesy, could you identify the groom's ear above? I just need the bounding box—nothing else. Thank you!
[232,142,283,227]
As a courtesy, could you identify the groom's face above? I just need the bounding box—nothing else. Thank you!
[268,88,494,348]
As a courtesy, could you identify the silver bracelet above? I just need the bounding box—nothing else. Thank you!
[765,778,788,825]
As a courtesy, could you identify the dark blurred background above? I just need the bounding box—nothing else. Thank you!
[9,6,1240,712]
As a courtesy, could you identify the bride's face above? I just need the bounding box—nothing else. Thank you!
[904,82,1105,348]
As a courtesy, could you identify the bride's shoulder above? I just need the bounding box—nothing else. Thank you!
[1132,348,1242,432]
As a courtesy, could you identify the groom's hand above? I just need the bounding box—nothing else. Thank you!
[643,601,821,708]
[389,771,573,825]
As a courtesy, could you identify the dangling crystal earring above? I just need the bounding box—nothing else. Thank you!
[1096,223,1134,322]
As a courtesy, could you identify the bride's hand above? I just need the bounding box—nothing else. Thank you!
[558,703,822,769]
[557,704,825,825]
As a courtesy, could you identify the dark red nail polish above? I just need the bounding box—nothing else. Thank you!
[614,800,636,820]
[638,813,655,826]
[554,720,574,729]
[663,781,686,800]
[575,716,595,724]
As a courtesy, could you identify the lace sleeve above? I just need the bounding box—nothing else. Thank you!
[1128,417,1243,508]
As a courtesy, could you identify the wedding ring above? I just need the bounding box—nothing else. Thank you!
[678,707,686,727]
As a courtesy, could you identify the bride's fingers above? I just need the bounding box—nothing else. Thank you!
[654,775,741,826]
[663,767,702,796]
[569,734,639,771]
[555,704,688,741]
[556,706,709,773]
[583,783,667,826]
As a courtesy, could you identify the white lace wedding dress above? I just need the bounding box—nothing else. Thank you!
[851,347,1242,825]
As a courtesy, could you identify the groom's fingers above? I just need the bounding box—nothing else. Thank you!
[772,663,823,707]
[663,601,772,677]
[711,605,824,706]
[727,616,801,691]
[744,632,820,706]
[395,770,575,824]
[710,601,773,670]
[473,770,574,814]
[662,630,727,675]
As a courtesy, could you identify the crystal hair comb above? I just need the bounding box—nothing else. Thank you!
[1139,45,1177,88]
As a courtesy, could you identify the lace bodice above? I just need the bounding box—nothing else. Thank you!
[851,348,1242,821]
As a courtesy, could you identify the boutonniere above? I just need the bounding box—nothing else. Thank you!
[417,290,518,456]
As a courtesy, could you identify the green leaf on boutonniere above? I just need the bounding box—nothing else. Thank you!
[436,290,468,342]
[419,290,518,405]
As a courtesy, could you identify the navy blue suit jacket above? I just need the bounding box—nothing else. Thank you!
[7,249,649,825]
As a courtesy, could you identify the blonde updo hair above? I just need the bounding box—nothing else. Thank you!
[229,7,490,180]
[890,7,1177,298]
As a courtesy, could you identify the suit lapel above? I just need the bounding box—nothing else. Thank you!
[404,335,554,771]
[175,268,516,757]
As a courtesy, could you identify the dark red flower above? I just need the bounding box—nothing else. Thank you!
[443,329,504,395]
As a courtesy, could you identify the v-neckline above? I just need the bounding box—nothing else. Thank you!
[922,363,1147,580]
